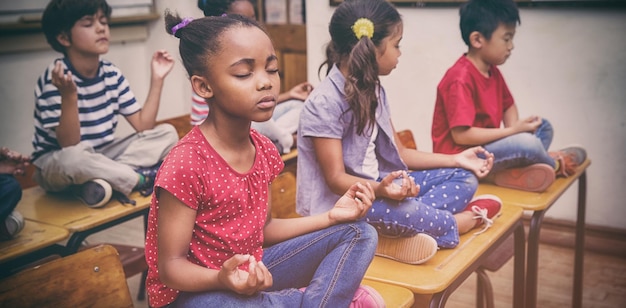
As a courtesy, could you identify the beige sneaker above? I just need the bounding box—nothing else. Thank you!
[375,233,438,265]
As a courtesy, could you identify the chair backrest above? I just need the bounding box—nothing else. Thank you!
[396,129,417,150]
[271,172,299,219]
[0,244,133,308]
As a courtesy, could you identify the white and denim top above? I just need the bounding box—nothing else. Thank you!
[296,65,407,216]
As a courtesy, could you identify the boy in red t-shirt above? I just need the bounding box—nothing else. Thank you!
[431,0,586,192]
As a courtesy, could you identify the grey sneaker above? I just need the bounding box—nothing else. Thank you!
[0,211,25,241]
[75,179,112,208]
[551,145,588,177]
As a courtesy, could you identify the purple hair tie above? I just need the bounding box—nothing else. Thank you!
[172,17,193,36]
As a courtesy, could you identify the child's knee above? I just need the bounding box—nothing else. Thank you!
[154,123,179,142]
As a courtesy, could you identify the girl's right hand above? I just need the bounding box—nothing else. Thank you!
[218,254,273,296]
[376,170,419,200]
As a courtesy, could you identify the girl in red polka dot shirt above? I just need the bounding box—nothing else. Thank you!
[144,10,384,308]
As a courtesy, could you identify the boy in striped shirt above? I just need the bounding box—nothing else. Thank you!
[32,0,178,208]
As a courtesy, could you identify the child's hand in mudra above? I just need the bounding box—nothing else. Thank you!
[377,170,419,201]
[218,254,273,296]
[329,182,375,223]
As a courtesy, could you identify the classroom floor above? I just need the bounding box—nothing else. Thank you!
[89,216,626,308]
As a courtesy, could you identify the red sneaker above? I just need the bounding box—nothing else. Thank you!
[351,285,386,308]
[493,163,555,192]
[464,194,502,235]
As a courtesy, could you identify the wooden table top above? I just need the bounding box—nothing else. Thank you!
[362,278,415,308]
[0,219,69,263]
[17,187,151,232]
[364,203,524,294]
[476,159,591,211]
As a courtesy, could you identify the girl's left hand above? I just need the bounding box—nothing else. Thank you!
[455,146,494,178]
[328,182,375,224]
[151,50,175,79]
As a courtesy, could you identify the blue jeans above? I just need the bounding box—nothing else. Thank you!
[366,168,478,249]
[483,119,555,173]
[173,221,378,308]
[0,174,21,221]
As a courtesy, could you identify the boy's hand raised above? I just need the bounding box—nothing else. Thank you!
[151,50,175,80]
[218,254,273,296]
[51,60,77,97]
[287,81,313,101]
[329,182,375,223]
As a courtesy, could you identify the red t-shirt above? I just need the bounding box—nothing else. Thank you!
[145,126,284,307]
[432,55,515,154]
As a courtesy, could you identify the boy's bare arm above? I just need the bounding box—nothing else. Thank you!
[451,125,517,146]
[502,104,519,128]
[51,61,81,147]
[126,50,175,132]
[451,104,541,146]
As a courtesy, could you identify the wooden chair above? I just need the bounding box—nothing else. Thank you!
[270,172,301,219]
[0,244,133,307]
[15,164,150,301]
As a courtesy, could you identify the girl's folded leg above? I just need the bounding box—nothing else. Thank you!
[262,221,378,308]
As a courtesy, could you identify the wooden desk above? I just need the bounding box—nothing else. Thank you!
[16,187,151,254]
[0,219,69,277]
[477,159,590,308]
[362,278,415,308]
[365,204,525,308]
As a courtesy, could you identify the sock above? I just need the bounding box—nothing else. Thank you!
[135,173,146,189]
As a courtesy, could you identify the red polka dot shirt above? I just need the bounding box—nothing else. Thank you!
[145,126,284,307]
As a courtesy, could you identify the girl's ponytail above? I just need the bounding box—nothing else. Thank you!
[324,0,401,136]
[345,32,379,135]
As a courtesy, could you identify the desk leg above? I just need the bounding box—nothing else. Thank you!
[573,172,587,308]
[513,221,525,308]
[63,209,149,254]
[526,209,546,308]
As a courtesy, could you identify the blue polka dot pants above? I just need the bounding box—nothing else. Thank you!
[366,168,478,248]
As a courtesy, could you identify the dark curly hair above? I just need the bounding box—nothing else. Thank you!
[42,0,112,54]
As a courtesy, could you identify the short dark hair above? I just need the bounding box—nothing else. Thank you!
[42,0,112,53]
[459,0,520,46]
[164,10,265,78]
[197,0,255,17]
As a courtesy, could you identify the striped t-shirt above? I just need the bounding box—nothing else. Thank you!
[32,58,140,161]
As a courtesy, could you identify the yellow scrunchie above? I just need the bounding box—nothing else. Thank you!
[352,18,374,40]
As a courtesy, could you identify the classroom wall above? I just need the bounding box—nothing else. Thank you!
[305,3,626,229]
[1,0,624,230]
